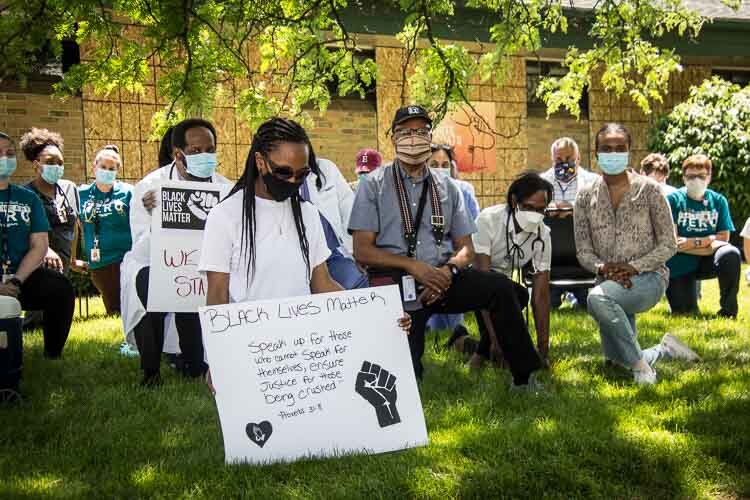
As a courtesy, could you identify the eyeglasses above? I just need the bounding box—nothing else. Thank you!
[684,172,709,181]
[263,155,311,183]
[518,202,546,214]
[392,127,432,140]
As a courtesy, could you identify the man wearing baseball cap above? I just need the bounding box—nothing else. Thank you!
[350,148,383,191]
[349,104,543,388]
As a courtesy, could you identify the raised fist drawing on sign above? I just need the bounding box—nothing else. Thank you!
[355,361,401,427]
[187,191,219,221]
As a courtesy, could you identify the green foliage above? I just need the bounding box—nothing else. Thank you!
[649,77,750,226]
[0,0,743,133]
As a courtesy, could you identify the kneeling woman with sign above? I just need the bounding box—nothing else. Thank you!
[198,118,410,389]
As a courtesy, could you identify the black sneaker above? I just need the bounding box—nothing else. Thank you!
[716,309,737,319]
[444,325,469,351]
[140,373,163,388]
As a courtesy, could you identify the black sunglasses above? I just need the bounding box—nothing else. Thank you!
[263,155,311,183]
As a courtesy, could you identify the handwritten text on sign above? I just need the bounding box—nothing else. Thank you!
[199,286,428,465]
[148,180,228,312]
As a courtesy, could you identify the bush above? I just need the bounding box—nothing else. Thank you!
[648,76,750,230]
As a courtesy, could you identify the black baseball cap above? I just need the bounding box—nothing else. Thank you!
[391,105,432,131]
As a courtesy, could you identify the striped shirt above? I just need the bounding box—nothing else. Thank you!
[540,166,600,204]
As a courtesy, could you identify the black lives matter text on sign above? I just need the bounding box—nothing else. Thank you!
[161,187,220,230]
[204,291,389,423]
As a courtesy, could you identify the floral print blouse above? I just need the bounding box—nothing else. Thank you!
[574,173,677,284]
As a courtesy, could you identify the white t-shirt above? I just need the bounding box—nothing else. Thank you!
[740,217,750,239]
[472,204,551,277]
[198,191,331,303]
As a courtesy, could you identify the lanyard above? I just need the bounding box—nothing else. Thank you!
[393,164,444,258]
[0,186,11,272]
[555,177,576,201]
[85,185,114,243]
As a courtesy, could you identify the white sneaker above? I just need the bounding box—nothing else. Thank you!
[661,333,700,362]
[633,366,657,385]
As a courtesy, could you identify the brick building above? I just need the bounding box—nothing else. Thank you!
[1,1,749,208]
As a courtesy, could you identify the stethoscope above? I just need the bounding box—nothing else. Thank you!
[504,209,545,282]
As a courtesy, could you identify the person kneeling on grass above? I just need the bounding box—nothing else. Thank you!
[446,172,553,369]
[665,154,741,319]
[0,132,75,359]
[349,105,542,389]
[575,123,699,385]
[199,118,410,391]
[78,145,133,315]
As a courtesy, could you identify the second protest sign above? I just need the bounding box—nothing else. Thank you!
[148,180,228,312]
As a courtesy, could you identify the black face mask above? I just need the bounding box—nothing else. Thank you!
[262,172,302,202]
[554,161,576,183]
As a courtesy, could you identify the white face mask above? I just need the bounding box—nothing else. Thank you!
[685,178,708,200]
[430,167,451,179]
[514,208,544,233]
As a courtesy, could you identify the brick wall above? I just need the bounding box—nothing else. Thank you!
[0,92,85,184]
[527,111,592,172]
[0,57,720,202]
[307,99,378,181]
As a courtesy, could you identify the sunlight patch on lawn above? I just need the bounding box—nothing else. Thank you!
[6,474,88,497]
[131,463,158,487]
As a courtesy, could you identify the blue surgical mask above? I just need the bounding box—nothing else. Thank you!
[182,151,217,179]
[41,164,64,184]
[597,152,629,175]
[95,168,117,186]
[0,157,17,178]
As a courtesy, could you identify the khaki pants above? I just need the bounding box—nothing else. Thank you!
[90,262,122,315]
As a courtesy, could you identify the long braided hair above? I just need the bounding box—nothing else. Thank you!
[229,118,314,282]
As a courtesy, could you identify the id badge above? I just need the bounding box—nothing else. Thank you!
[401,274,417,302]
[2,273,14,284]
[57,205,68,223]
[90,248,101,262]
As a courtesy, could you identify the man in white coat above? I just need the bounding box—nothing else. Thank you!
[301,157,367,289]
[120,119,230,386]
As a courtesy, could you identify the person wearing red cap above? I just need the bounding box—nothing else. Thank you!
[350,148,383,191]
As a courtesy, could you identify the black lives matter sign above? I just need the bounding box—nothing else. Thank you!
[161,187,219,230]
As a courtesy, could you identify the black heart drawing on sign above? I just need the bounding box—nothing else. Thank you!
[246,421,273,448]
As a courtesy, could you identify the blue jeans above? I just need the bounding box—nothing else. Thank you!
[427,313,464,331]
[587,272,669,367]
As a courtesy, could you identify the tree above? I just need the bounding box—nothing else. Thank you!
[0,0,743,135]
[649,76,750,229]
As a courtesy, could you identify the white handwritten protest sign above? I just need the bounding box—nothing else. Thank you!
[199,285,429,465]
[148,180,229,312]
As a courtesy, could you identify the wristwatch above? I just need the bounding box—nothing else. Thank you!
[447,263,460,276]
[8,277,22,289]
[694,238,701,248]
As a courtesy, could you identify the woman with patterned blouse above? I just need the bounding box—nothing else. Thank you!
[574,123,699,385]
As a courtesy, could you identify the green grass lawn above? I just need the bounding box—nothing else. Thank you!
[1,277,749,499]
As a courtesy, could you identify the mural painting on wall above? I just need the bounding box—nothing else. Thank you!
[432,102,497,174]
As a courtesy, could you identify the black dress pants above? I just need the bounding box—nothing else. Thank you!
[134,267,206,378]
[666,244,741,317]
[20,267,75,358]
[407,268,541,384]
